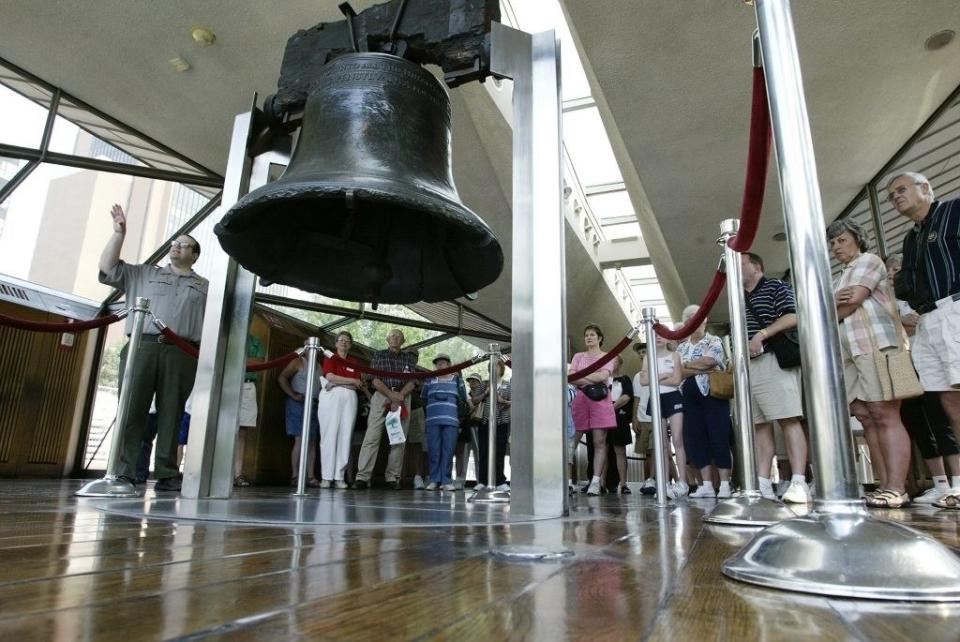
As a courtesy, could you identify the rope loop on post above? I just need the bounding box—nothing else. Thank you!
[652,270,727,341]
[727,66,772,253]
[0,309,127,333]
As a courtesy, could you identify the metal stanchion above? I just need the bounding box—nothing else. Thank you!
[293,337,319,497]
[641,307,672,508]
[471,344,510,503]
[76,297,150,498]
[705,219,795,526]
[723,0,960,600]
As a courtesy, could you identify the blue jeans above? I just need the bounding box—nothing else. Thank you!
[426,423,458,485]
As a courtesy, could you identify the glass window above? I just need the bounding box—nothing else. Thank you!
[587,190,633,221]
[562,107,623,187]
[0,161,214,301]
[0,82,49,148]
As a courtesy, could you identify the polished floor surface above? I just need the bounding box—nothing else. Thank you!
[0,480,958,641]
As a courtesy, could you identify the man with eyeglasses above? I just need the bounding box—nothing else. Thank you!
[889,172,960,509]
[98,203,209,492]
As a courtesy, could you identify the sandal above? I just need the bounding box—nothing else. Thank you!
[933,491,960,509]
[865,489,910,509]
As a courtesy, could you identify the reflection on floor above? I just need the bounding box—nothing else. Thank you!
[0,480,957,641]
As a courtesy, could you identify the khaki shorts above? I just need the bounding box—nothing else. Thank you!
[912,298,960,391]
[749,352,803,424]
[239,381,258,427]
[634,421,652,455]
[407,407,427,451]
[842,348,887,404]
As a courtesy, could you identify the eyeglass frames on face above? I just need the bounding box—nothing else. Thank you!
[170,240,195,250]
[886,182,922,202]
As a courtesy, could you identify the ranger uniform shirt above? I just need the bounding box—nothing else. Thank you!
[99,262,208,342]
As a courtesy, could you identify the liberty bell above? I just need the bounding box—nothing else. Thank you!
[215,52,504,304]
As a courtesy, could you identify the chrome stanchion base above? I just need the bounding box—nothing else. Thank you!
[75,477,139,498]
[489,545,574,562]
[703,491,797,526]
[723,501,960,601]
[469,488,511,503]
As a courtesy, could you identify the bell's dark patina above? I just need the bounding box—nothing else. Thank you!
[215,53,503,304]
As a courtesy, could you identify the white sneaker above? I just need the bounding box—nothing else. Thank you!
[495,483,511,492]
[689,484,716,498]
[717,483,732,499]
[319,480,332,489]
[335,481,349,489]
[913,486,951,505]
[667,481,689,499]
[586,480,601,496]
[441,483,457,491]
[425,481,438,491]
[781,480,810,504]
[776,479,790,498]
[414,475,425,490]
[759,480,777,500]
[474,483,486,492]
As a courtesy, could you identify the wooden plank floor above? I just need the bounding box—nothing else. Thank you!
[0,480,957,641]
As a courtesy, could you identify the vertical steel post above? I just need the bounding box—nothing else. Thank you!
[641,307,669,507]
[723,0,960,600]
[705,220,795,525]
[75,297,150,497]
[866,184,889,260]
[183,106,293,500]
[489,23,566,517]
[293,337,319,496]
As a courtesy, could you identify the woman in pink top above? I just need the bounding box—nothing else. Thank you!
[570,324,617,496]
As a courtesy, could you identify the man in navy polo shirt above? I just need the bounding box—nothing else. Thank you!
[742,252,809,504]
[890,172,960,509]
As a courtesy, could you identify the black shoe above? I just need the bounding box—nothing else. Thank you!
[619,486,632,495]
[117,475,138,486]
[387,480,402,490]
[155,476,182,492]
[351,480,369,490]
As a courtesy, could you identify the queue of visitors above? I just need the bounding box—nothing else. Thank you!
[105,167,960,509]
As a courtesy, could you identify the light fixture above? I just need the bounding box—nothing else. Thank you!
[925,29,955,51]
[169,57,191,72]
[191,26,217,47]
[772,231,787,242]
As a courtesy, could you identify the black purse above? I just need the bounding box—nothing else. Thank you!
[745,296,801,370]
[582,383,609,401]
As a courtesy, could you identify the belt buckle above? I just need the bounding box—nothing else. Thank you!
[156,334,167,344]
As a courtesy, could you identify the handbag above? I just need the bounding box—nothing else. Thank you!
[745,297,801,369]
[860,301,923,401]
[708,369,734,400]
[582,383,609,401]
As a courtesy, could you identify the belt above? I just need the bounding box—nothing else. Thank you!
[139,334,201,348]
[918,292,960,314]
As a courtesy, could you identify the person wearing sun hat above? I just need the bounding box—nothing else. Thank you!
[420,353,468,490]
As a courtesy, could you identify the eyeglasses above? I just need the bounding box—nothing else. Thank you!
[170,240,195,250]
[886,183,922,202]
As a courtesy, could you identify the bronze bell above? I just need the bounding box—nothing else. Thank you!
[214,52,504,304]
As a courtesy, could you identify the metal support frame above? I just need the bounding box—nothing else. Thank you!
[470,343,509,503]
[704,220,795,526]
[866,183,889,259]
[723,0,960,600]
[489,22,566,517]
[641,307,671,508]
[75,297,149,497]
[293,337,320,496]
[182,109,293,499]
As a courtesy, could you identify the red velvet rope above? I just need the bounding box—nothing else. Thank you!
[567,334,632,383]
[0,312,122,332]
[728,66,772,253]
[653,271,727,341]
[652,68,770,341]
[246,351,299,372]
[327,352,485,380]
[157,326,301,373]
